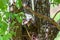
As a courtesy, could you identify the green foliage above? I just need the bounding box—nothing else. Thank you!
[0,0,24,40]
[0,21,7,34]
[0,0,8,11]
[53,0,60,4]
[51,0,60,5]
[0,12,12,40]
[16,12,25,23]
[0,33,13,40]
[16,0,22,8]
[0,0,60,40]
[0,15,2,21]
[11,12,24,23]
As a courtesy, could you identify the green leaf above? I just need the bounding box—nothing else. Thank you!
[14,13,18,17]
[16,16,23,23]
[10,31,16,36]
[52,0,60,4]
[0,15,2,21]
[0,36,3,40]
[0,0,8,11]
[10,21,16,27]
[0,21,8,34]
[5,12,10,19]
[3,12,10,22]
[16,0,22,8]
[19,12,24,16]
[11,13,16,20]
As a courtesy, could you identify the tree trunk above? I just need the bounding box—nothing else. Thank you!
[10,0,59,40]
[34,0,58,40]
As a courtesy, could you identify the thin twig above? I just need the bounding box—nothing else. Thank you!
[24,26,32,40]
[53,10,60,19]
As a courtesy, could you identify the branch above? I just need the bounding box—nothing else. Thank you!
[24,26,32,40]
[23,6,60,30]
[53,10,60,19]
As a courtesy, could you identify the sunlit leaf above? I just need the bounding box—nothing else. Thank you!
[0,36,3,40]
[0,0,8,11]
[16,0,22,8]
[16,16,23,23]
[0,21,8,35]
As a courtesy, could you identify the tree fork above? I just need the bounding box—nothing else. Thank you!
[23,6,60,30]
